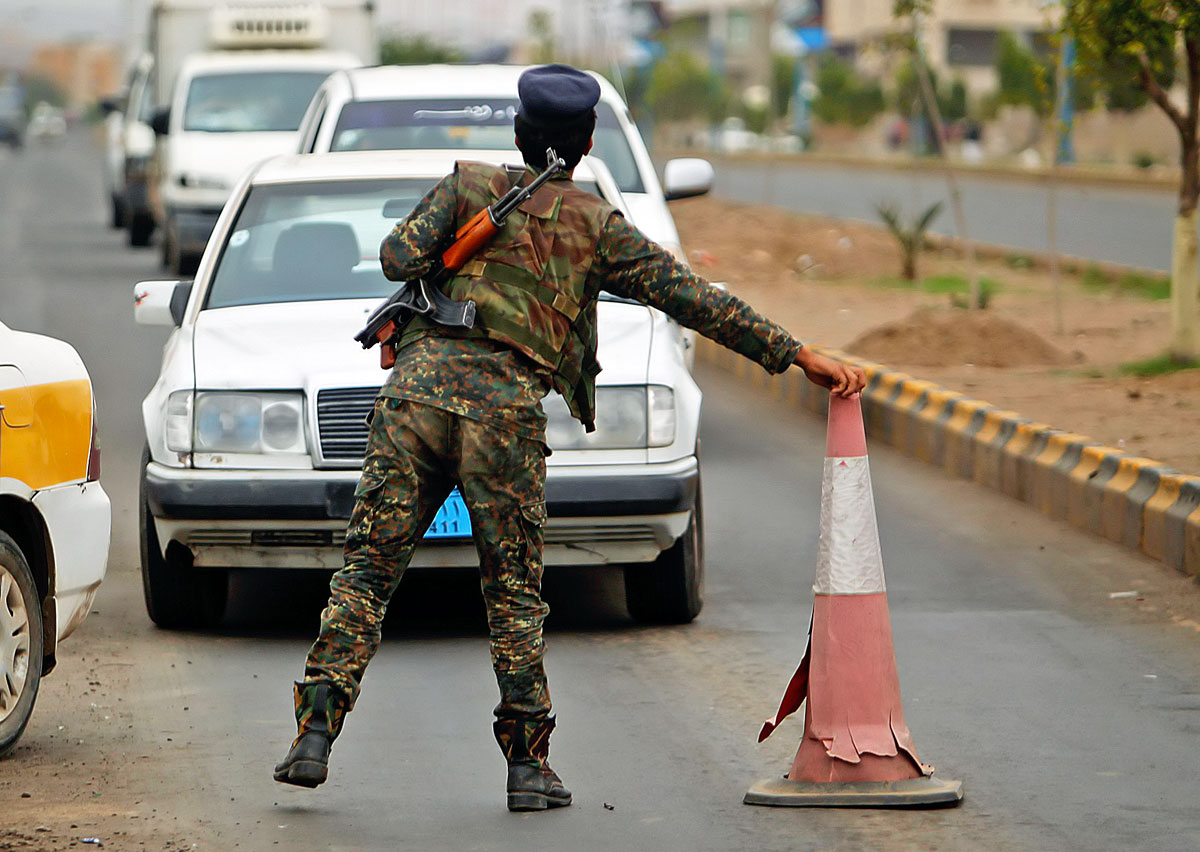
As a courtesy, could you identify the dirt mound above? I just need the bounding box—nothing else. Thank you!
[845,308,1072,368]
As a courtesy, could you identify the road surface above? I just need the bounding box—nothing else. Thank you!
[2,132,1199,851]
[711,156,1184,272]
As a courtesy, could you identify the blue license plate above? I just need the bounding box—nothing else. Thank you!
[423,489,472,539]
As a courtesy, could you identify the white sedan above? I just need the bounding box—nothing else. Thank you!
[135,150,704,629]
[0,320,111,756]
[295,64,717,260]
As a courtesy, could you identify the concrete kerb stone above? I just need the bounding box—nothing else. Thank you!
[695,337,1200,578]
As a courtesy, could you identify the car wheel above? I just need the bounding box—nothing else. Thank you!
[160,224,174,268]
[140,451,228,629]
[109,193,126,230]
[0,531,44,758]
[624,480,705,625]
[127,210,155,247]
[176,251,200,277]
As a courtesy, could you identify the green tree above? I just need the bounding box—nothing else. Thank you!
[528,9,556,64]
[772,54,796,120]
[645,51,729,124]
[812,55,885,127]
[893,0,983,308]
[379,35,463,65]
[876,201,943,280]
[1066,0,1200,361]
[893,59,965,122]
[996,31,1053,116]
[944,78,969,122]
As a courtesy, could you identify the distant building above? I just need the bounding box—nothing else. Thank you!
[664,0,1056,97]
[824,0,1054,95]
[377,0,632,65]
[28,41,121,109]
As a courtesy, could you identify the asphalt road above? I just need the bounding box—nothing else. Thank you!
[3,132,1200,851]
[711,157,1183,272]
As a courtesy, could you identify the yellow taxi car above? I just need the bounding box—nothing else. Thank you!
[0,319,110,756]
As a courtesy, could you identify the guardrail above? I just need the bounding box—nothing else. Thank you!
[695,338,1200,578]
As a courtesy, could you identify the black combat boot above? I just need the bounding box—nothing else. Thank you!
[273,682,346,788]
[493,716,572,811]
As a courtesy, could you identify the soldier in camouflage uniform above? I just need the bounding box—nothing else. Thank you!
[274,64,866,809]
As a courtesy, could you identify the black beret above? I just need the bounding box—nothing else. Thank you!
[517,64,601,128]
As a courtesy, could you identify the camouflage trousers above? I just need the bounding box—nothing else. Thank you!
[303,397,551,729]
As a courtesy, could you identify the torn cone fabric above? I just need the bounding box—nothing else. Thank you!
[748,393,962,807]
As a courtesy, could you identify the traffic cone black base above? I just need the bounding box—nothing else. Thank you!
[744,775,963,808]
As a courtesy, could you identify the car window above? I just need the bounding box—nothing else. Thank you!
[183,71,332,133]
[205,178,437,309]
[328,98,645,194]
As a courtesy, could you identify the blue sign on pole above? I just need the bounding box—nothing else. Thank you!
[797,27,828,51]
[1057,37,1076,165]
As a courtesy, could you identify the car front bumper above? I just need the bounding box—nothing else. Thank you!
[144,457,698,570]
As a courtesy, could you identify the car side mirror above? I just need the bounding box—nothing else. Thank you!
[134,280,192,327]
[150,106,170,136]
[663,158,714,201]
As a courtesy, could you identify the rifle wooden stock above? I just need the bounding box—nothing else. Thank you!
[441,210,498,271]
[378,320,398,368]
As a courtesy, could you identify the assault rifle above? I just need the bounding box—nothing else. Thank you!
[355,147,569,369]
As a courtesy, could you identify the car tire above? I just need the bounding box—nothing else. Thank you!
[161,222,199,276]
[624,480,705,625]
[109,193,126,230]
[176,251,200,277]
[127,210,155,247]
[0,531,44,758]
[140,451,228,629]
[160,224,174,268]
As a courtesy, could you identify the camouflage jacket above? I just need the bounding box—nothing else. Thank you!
[379,161,803,435]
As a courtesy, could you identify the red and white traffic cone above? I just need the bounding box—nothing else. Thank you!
[745,393,962,807]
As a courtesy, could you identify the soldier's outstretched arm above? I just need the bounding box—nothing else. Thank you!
[594,213,865,396]
[379,172,459,282]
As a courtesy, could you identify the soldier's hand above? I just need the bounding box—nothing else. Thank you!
[793,348,867,398]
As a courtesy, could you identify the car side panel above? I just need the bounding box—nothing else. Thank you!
[0,379,93,489]
[32,483,110,641]
[1,323,111,648]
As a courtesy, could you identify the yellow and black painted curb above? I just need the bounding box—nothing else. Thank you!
[695,338,1200,578]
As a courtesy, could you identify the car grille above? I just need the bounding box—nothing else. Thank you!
[544,525,658,544]
[316,386,380,464]
[184,530,347,548]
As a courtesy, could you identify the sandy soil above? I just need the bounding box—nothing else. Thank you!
[0,601,202,851]
[671,196,1200,474]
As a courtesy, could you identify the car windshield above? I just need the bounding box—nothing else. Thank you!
[0,86,21,117]
[206,176,610,308]
[329,98,645,194]
[184,70,332,132]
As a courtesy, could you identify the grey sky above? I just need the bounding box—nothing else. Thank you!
[1,1,643,50]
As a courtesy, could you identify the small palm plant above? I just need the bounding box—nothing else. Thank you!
[876,201,943,281]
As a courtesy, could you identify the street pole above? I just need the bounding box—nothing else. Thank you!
[910,18,980,309]
[1047,38,1072,337]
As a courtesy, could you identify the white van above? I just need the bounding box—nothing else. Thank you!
[151,50,361,273]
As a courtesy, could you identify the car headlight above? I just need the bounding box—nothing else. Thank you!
[544,386,676,450]
[165,390,306,454]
